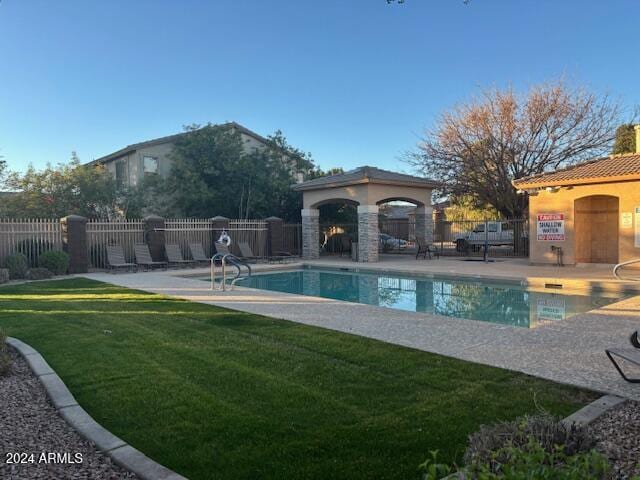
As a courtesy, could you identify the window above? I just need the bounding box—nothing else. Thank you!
[115,161,126,187]
[143,156,159,175]
[487,223,498,233]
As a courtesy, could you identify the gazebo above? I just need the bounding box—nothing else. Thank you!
[292,166,438,262]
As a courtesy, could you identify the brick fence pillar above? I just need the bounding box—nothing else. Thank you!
[61,215,88,274]
[210,216,230,255]
[266,217,284,256]
[144,215,165,261]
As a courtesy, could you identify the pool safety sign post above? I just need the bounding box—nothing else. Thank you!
[536,213,565,241]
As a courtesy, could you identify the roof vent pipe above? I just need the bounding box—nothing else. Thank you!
[635,125,640,154]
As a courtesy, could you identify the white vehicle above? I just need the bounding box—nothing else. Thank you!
[454,221,516,252]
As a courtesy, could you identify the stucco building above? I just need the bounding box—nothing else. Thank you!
[513,126,640,266]
[88,122,285,188]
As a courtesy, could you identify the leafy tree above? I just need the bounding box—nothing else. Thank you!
[2,154,120,218]
[612,123,636,154]
[443,195,500,221]
[408,80,623,218]
[166,124,315,221]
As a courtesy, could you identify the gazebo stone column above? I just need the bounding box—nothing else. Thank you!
[301,208,320,259]
[415,205,434,246]
[357,205,379,262]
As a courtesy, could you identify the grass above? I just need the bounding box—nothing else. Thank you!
[0,278,597,480]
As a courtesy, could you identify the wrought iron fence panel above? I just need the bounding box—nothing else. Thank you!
[434,218,529,258]
[86,219,145,268]
[0,218,63,267]
[227,220,268,257]
[283,223,302,255]
[165,218,213,259]
[320,223,358,255]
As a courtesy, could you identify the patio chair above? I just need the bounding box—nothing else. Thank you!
[105,244,137,273]
[134,243,167,270]
[416,239,440,260]
[339,236,351,257]
[239,241,295,264]
[238,242,261,263]
[165,244,196,268]
[214,241,231,256]
[606,331,640,383]
[606,347,640,383]
[189,243,211,266]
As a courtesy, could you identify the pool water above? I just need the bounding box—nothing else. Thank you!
[236,268,623,328]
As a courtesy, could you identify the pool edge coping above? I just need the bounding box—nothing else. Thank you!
[5,336,189,480]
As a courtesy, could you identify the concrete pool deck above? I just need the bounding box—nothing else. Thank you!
[82,257,640,400]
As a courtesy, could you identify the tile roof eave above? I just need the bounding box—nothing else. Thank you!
[513,173,640,189]
[292,177,439,191]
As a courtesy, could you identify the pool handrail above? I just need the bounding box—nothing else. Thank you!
[613,258,640,280]
[210,253,251,291]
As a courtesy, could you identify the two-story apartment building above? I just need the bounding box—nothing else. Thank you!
[88,122,282,188]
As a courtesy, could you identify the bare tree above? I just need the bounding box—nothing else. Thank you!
[408,81,624,218]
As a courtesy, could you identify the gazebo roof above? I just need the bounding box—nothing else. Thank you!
[292,166,438,191]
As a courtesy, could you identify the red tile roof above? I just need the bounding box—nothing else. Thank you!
[513,153,640,188]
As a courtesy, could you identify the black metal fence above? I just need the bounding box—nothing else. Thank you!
[320,223,358,255]
[378,218,529,258]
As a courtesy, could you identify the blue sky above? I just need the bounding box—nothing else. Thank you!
[1,0,638,174]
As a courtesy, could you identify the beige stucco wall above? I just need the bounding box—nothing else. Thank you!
[104,132,267,187]
[529,180,640,265]
[302,183,432,209]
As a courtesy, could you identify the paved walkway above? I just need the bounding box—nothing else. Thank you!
[83,261,640,400]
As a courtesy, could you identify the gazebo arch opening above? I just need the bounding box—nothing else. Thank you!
[316,200,359,256]
[293,166,438,262]
[377,198,428,254]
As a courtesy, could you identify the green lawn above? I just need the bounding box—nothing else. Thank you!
[0,279,597,480]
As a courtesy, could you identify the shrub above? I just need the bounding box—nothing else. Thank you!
[3,253,29,279]
[464,413,596,467]
[0,329,10,376]
[420,415,609,480]
[16,239,55,267]
[26,268,54,280]
[38,250,69,275]
[421,441,611,480]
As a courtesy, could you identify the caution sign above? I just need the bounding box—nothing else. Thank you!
[537,213,565,241]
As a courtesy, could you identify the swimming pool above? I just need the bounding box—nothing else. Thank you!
[235,268,623,328]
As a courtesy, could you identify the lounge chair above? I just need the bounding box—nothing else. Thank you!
[416,239,440,260]
[239,241,295,263]
[214,241,231,256]
[165,244,196,268]
[189,243,210,266]
[134,243,167,270]
[105,244,137,273]
[606,331,640,383]
[237,242,261,263]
